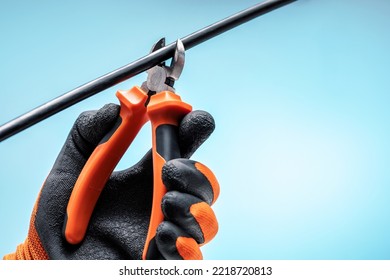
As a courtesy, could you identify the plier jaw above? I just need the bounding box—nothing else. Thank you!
[141,38,185,95]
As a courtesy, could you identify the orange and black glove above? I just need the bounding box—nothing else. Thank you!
[4,103,219,260]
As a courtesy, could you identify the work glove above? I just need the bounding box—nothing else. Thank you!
[4,103,219,260]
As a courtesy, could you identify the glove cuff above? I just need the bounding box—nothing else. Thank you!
[4,242,31,260]
[3,195,48,260]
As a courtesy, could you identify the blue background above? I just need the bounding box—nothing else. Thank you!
[1,0,389,259]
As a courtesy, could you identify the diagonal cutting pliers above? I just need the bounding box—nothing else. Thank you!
[63,38,193,260]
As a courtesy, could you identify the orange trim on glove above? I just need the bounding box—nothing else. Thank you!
[176,236,203,260]
[195,162,220,205]
[3,192,48,260]
[190,202,218,245]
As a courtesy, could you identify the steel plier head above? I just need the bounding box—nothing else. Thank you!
[141,38,185,95]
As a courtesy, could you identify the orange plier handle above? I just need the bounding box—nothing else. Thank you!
[63,86,191,260]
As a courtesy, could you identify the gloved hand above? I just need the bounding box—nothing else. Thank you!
[4,103,219,260]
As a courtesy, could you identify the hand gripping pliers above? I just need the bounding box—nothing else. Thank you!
[63,38,192,260]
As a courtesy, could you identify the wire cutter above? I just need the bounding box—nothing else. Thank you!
[63,38,192,260]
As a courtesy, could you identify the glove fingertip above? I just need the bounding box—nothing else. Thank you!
[162,159,217,205]
[194,162,220,205]
[93,103,121,130]
[74,103,120,147]
[189,202,218,245]
[179,110,215,158]
[162,191,218,245]
[156,222,203,260]
[176,236,203,260]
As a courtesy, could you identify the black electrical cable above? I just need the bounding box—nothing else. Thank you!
[0,0,297,142]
